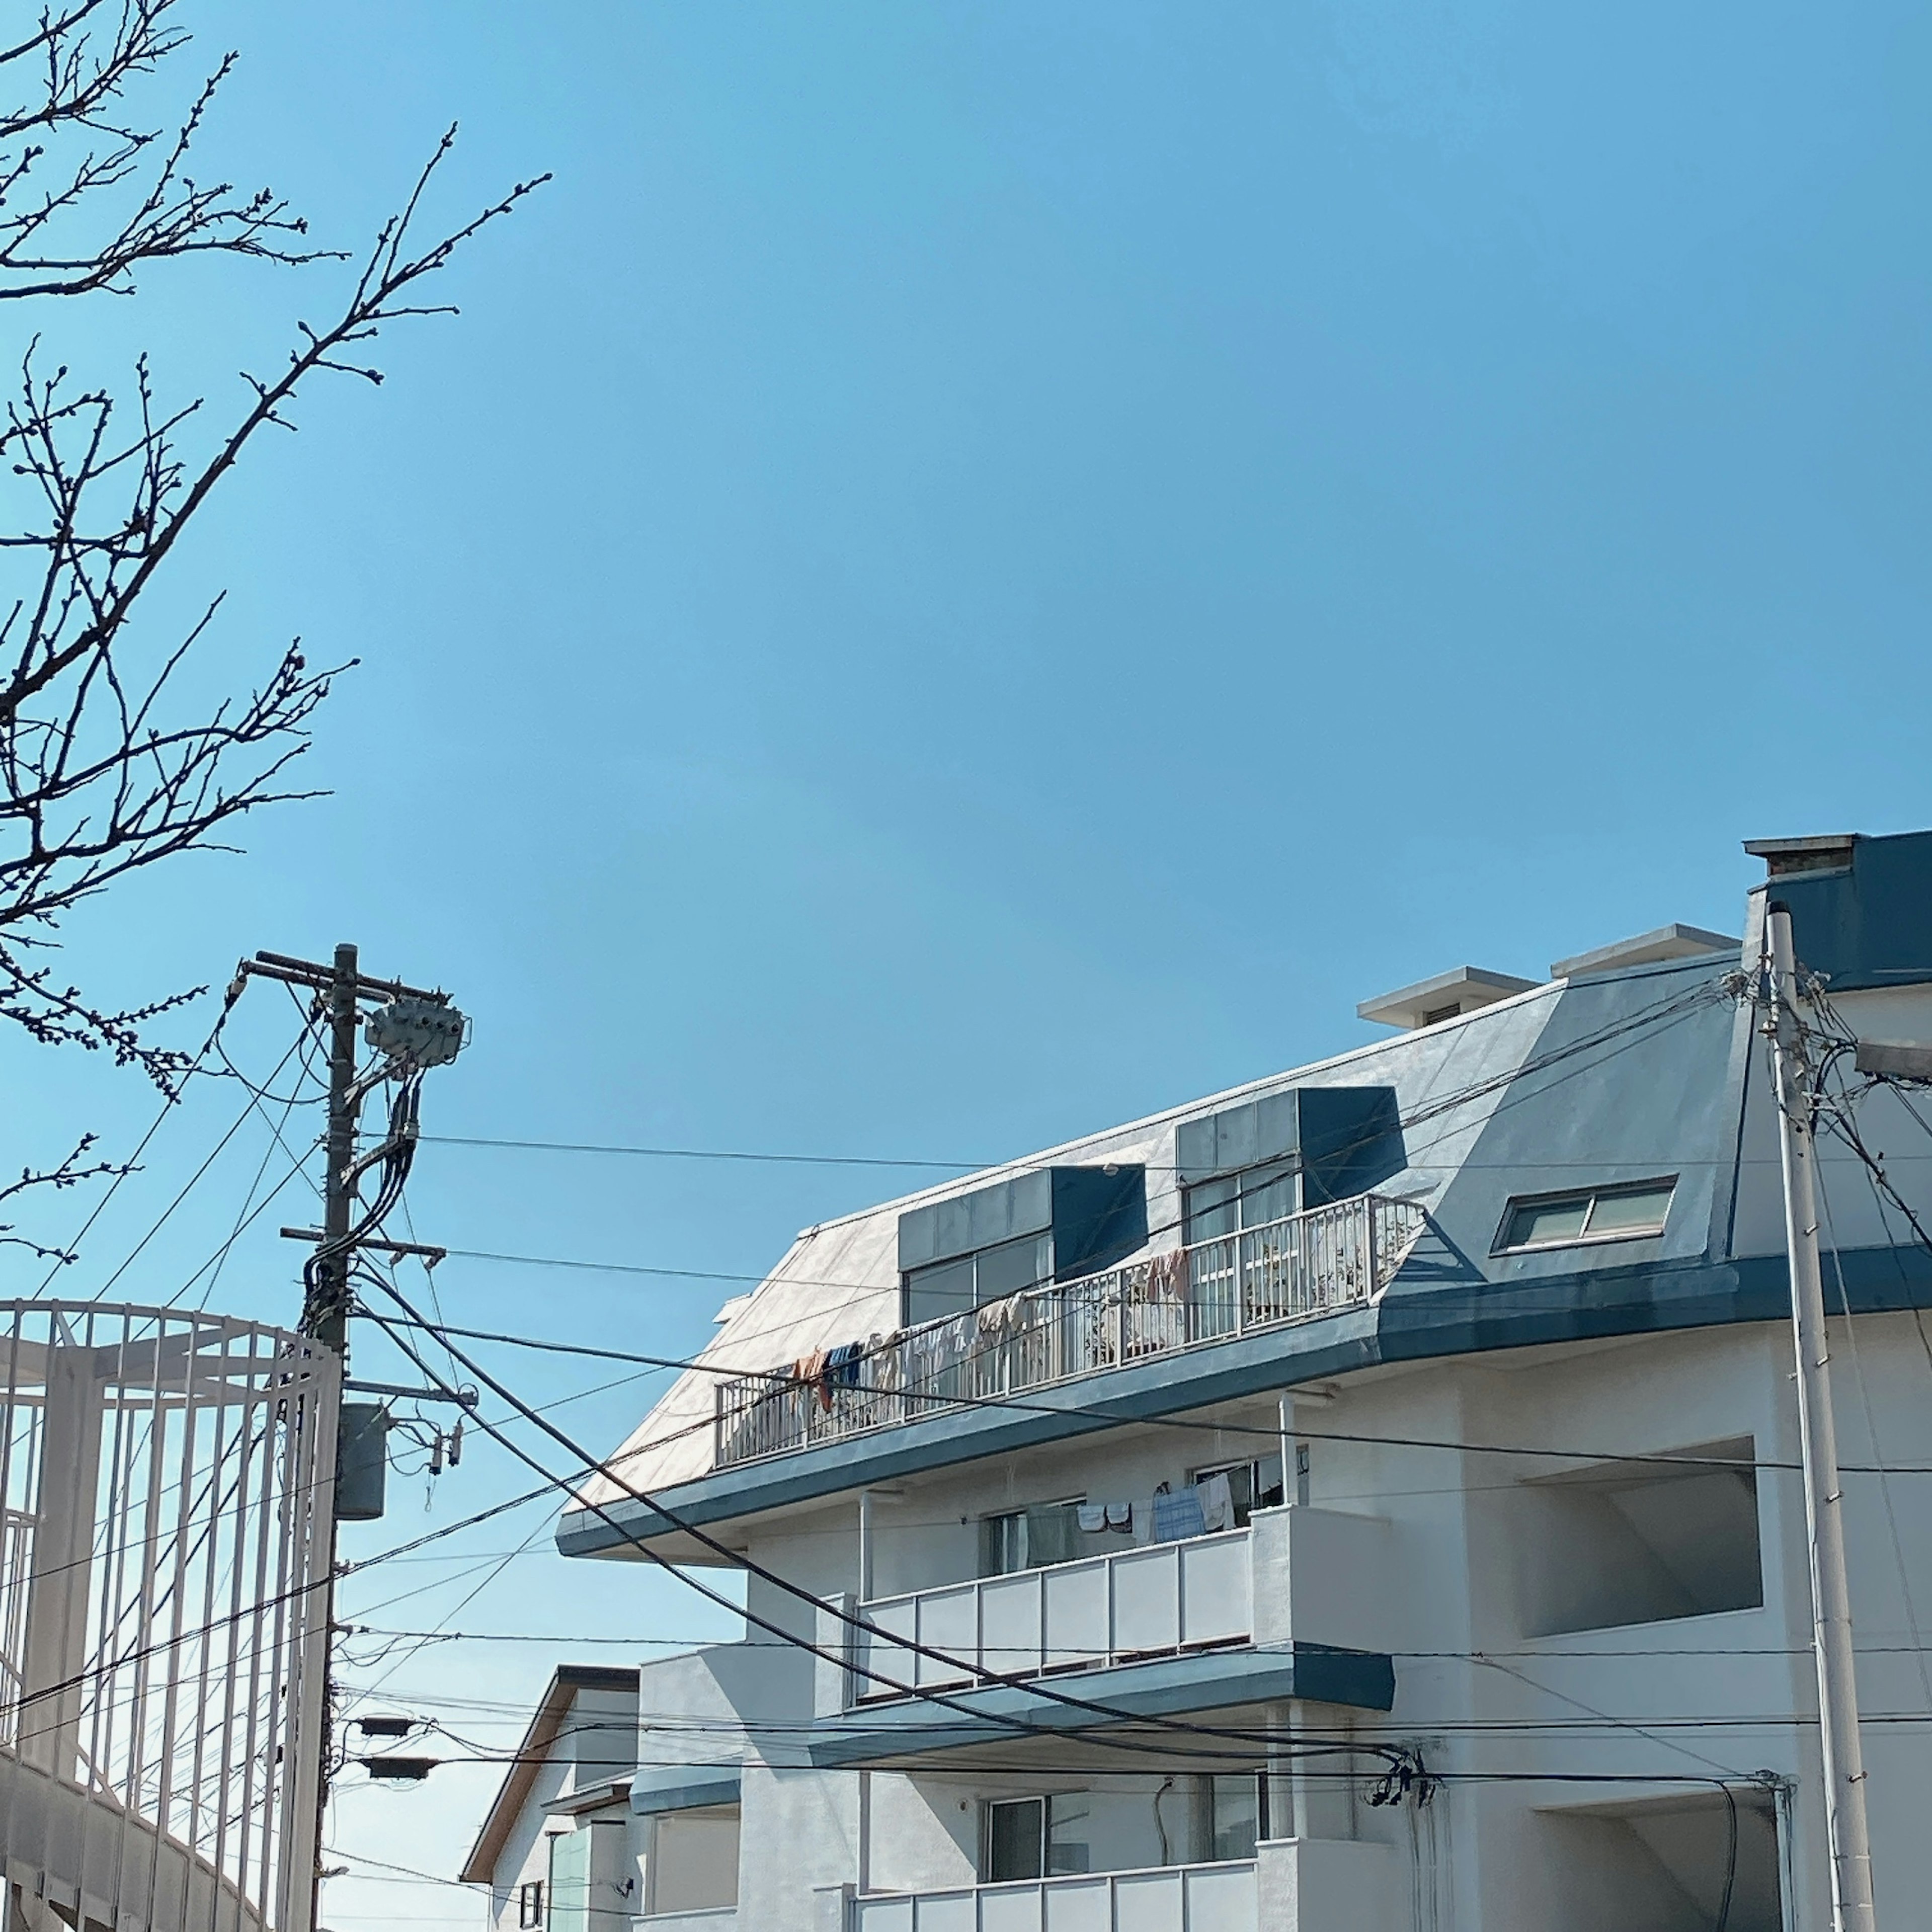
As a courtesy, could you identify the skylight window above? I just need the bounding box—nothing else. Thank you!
[1495,1179,1676,1254]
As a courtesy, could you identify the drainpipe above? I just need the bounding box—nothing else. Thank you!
[858,1489,874,1604]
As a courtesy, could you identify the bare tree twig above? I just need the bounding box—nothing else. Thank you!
[0,4,544,1224]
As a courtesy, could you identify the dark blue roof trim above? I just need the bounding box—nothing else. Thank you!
[804,1643,1394,1768]
[628,1770,741,1816]
[556,1240,1932,1562]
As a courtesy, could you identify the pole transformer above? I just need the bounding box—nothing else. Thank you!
[1764,903,1878,1932]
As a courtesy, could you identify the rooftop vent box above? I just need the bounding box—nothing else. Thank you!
[1358,966,1537,1031]
[1551,923,1739,981]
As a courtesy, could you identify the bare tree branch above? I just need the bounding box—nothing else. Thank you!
[0,1,544,1179]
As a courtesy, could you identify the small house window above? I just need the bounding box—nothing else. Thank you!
[517,1881,544,1929]
[1495,1179,1675,1254]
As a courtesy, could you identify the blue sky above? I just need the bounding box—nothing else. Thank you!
[4,2,1929,1921]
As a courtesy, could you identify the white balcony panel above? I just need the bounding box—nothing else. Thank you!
[918,1894,976,1932]
[863,1596,916,1697]
[1110,1547,1180,1656]
[852,1863,1254,1932]
[918,1586,978,1688]
[1183,1862,1258,1932]
[1111,1871,1182,1932]
[978,1883,1042,1932]
[1043,1559,1109,1672]
[981,1573,1042,1676]
[1041,1880,1110,1932]
[1178,1533,1251,1649]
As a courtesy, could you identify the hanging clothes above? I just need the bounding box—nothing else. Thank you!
[793,1348,832,1412]
[1104,1501,1132,1532]
[1152,1482,1206,1544]
[825,1341,865,1388]
[1196,1471,1235,1535]
[1076,1503,1106,1534]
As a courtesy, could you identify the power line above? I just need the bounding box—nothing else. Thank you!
[369,1308,1932,1479]
[357,1294,1394,1770]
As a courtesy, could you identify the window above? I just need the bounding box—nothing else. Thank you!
[980,1499,1085,1577]
[1183,1158,1299,1246]
[983,1796,1096,1881]
[516,1881,544,1929]
[1495,1179,1675,1254]
[986,1797,1044,1881]
[904,1231,1052,1328]
[1197,1775,1267,1861]
[1190,1457,1284,1527]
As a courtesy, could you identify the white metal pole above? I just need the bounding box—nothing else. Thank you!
[1765,905,1878,1931]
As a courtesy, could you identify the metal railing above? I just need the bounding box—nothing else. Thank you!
[850,1858,1257,1932]
[714,1191,1426,1470]
[851,1526,1251,1703]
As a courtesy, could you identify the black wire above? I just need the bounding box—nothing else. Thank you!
[356,1294,1402,1770]
[1713,1778,1738,1932]
[366,1307,1932,1479]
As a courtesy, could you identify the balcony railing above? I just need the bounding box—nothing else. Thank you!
[714,1191,1426,1471]
[851,1526,1251,1702]
[850,1859,1256,1932]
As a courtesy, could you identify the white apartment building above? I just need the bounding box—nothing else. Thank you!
[467,829,1932,1932]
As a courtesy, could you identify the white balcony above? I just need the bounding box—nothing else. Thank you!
[841,1506,1399,1709]
[851,1859,1256,1932]
[853,1530,1253,1702]
[715,1193,1427,1470]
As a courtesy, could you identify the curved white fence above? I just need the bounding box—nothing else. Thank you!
[0,1304,340,1932]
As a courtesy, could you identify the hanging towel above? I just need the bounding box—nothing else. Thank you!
[1076,1504,1106,1534]
[1130,1499,1154,1545]
[1197,1472,1235,1535]
[1104,1501,1132,1531]
[794,1348,832,1412]
[1152,1484,1206,1544]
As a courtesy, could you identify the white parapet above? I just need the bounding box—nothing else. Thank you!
[1254,1837,1398,1932]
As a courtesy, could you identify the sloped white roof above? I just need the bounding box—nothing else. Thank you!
[569,977,1566,1512]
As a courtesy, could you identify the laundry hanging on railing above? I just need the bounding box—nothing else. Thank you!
[790,1347,830,1410]
[1151,1481,1208,1543]
[1197,1471,1235,1534]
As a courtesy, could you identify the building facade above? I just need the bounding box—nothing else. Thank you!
[468,830,1932,1932]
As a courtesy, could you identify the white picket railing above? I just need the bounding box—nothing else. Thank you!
[851,1528,1251,1703]
[714,1192,1426,1471]
[850,1859,1256,1932]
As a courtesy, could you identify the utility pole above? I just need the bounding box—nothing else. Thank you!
[315,941,363,1352]
[232,944,466,1932]
[1763,904,1878,1932]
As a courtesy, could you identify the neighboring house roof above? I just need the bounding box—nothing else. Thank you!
[459,1665,640,1887]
